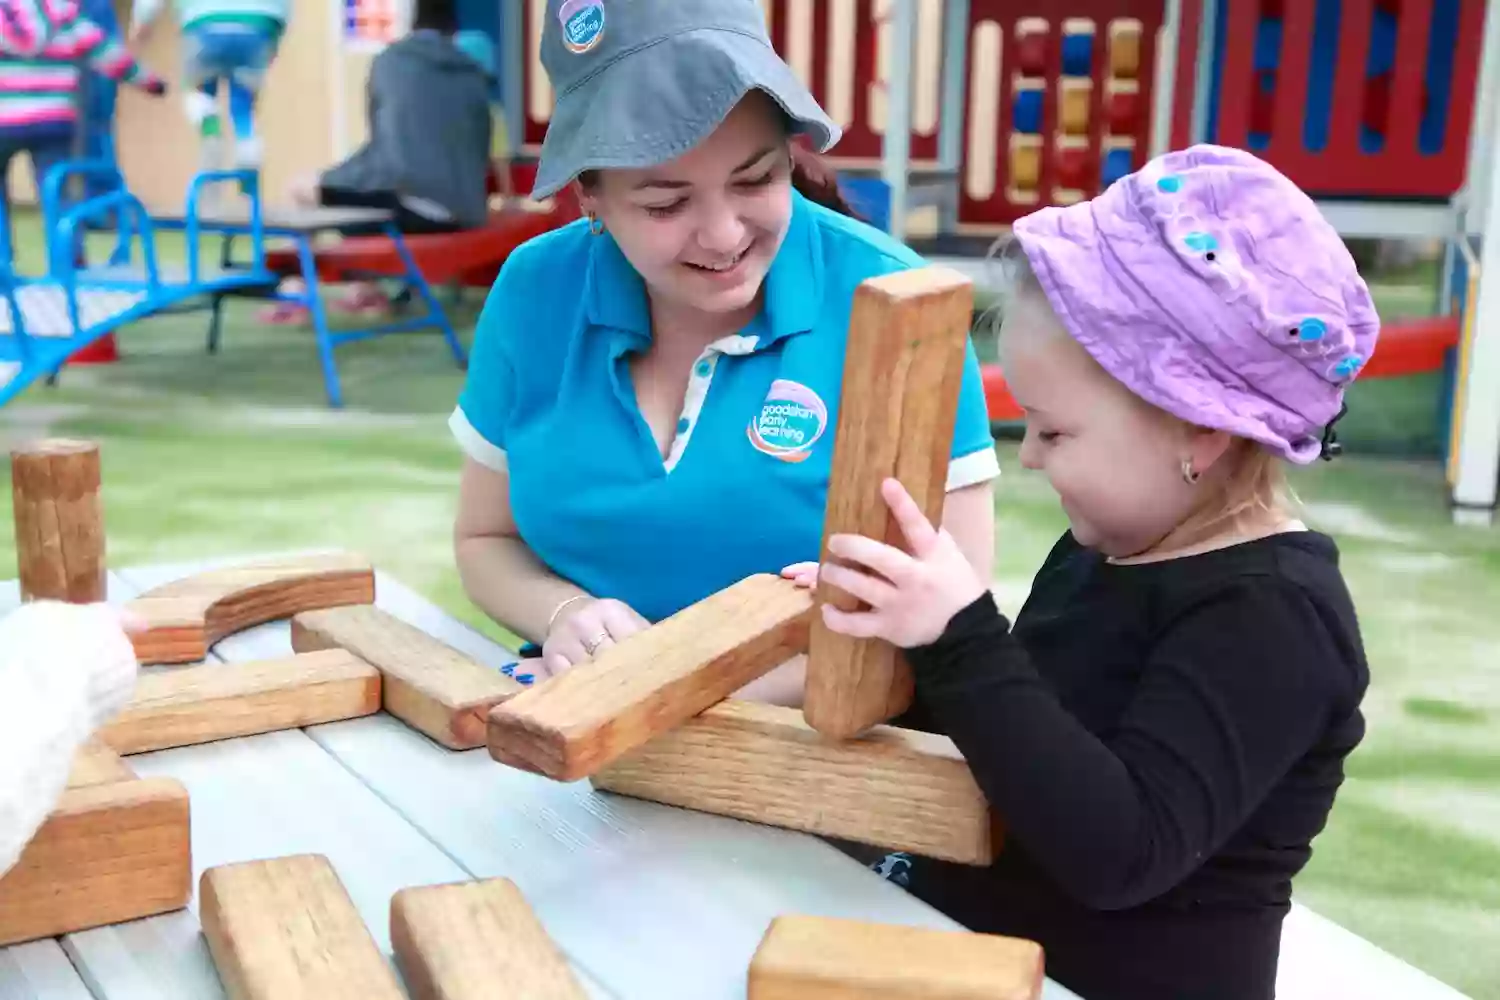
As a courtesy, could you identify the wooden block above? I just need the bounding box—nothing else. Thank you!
[291,606,523,750]
[200,853,404,1000]
[805,268,974,740]
[10,438,106,603]
[593,700,998,865]
[1058,78,1093,136]
[0,777,191,946]
[748,914,1045,1000]
[488,574,813,781]
[66,739,136,788]
[98,649,382,755]
[391,877,588,1000]
[125,552,376,664]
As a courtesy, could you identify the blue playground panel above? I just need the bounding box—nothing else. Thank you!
[838,175,893,233]
[1205,0,1463,158]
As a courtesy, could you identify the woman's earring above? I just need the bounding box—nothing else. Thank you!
[1180,458,1201,485]
[587,211,605,236]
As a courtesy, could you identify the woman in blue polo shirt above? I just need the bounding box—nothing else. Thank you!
[450,0,1000,697]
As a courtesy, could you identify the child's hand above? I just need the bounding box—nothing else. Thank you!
[817,478,987,648]
[779,562,819,589]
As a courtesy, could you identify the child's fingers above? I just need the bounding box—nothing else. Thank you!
[820,603,886,639]
[780,561,819,579]
[881,477,939,556]
[826,533,915,586]
[114,607,148,634]
[820,561,897,610]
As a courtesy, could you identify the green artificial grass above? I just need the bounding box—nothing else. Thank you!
[2,213,1497,998]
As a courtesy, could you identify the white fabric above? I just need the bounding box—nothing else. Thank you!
[0,603,139,877]
[947,446,1003,491]
[449,407,508,473]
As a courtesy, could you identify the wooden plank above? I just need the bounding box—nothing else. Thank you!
[747,914,1044,1000]
[66,740,137,788]
[488,574,813,781]
[592,700,998,865]
[98,649,382,755]
[391,877,589,1000]
[125,552,376,664]
[292,605,523,750]
[200,854,405,1000]
[0,777,191,946]
[805,267,975,740]
[9,438,106,603]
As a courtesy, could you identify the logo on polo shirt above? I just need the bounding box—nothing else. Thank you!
[747,379,828,463]
[559,0,605,54]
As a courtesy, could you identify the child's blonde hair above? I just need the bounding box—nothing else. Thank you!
[982,236,1298,535]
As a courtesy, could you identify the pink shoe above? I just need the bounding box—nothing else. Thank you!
[327,286,391,317]
[258,302,310,326]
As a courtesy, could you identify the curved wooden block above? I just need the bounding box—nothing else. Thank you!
[125,553,376,664]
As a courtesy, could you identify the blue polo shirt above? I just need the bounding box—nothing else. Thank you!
[450,190,1000,625]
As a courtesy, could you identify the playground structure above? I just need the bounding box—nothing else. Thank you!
[499,0,1500,524]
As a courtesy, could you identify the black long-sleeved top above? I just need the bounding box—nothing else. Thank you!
[897,530,1369,1000]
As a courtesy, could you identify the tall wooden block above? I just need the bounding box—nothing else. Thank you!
[99,650,382,755]
[593,700,998,865]
[748,915,1045,1000]
[200,854,404,1000]
[391,877,588,1000]
[805,267,975,740]
[10,438,105,603]
[488,574,812,781]
[0,777,191,946]
[292,605,524,750]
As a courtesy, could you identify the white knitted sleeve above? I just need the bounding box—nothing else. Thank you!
[0,603,139,876]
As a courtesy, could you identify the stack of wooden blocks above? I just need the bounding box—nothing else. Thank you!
[0,267,1044,998]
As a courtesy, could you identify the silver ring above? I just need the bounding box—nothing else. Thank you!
[582,631,609,656]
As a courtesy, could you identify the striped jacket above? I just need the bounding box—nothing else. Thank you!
[0,0,162,138]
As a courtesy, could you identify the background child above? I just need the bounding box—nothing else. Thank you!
[451,27,514,203]
[785,144,1377,1000]
[0,601,140,876]
[129,0,288,172]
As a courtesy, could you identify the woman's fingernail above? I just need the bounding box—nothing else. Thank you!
[500,663,515,676]
[516,673,534,685]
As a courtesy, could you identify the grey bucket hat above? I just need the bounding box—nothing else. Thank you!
[532,0,841,199]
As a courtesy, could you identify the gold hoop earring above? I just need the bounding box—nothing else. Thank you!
[1181,458,1201,485]
[587,212,605,236]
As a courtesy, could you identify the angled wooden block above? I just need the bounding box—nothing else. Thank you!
[66,739,137,788]
[98,649,382,755]
[806,267,975,740]
[291,605,523,750]
[200,853,404,1000]
[391,877,588,1000]
[0,777,191,946]
[592,699,998,865]
[488,574,813,781]
[748,914,1045,1000]
[125,552,376,664]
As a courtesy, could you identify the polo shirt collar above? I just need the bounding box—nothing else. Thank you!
[584,189,824,349]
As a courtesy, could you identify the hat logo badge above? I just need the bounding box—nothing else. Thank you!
[559,0,605,54]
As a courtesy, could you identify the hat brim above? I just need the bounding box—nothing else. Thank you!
[531,28,840,199]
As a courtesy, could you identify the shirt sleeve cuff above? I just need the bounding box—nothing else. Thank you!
[449,407,508,474]
[946,447,1001,491]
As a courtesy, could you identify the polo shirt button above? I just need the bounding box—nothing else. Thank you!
[677,417,691,434]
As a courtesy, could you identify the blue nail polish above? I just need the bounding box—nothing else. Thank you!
[500,662,515,676]
[516,673,535,685]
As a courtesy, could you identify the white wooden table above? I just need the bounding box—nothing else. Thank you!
[0,556,1473,1000]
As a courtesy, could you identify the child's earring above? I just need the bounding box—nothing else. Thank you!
[1180,458,1201,485]
[587,211,605,236]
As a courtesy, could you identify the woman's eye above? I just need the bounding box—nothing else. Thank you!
[737,171,774,188]
[644,201,686,218]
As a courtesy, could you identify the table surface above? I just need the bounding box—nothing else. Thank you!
[0,556,1474,1000]
[0,555,1087,1000]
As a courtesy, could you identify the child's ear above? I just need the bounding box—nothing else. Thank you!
[1186,426,1236,475]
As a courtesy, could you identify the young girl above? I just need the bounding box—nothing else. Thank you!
[785,144,1375,1000]
[0,601,140,876]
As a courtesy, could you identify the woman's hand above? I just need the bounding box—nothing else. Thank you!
[814,477,987,648]
[539,598,650,679]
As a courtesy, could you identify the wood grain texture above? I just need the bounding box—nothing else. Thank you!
[748,914,1045,999]
[0,777,191,946]
[488,574,813,781]
[806,267,975,740]
[65,740,136,788]
[98,649,382,754]
[592,699,998,865]
[200,853,405,1000]
[390,877,588,1000]
[10,439,106,603]
[291,606,523,750]
[124,552,376,664]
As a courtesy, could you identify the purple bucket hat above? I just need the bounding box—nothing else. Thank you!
[1011,143,1381,464]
